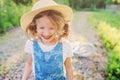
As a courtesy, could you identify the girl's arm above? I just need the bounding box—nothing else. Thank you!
[22,54,33,80]
[64,57,74,80]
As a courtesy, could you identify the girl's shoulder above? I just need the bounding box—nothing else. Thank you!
[61,39,72,51]
[24,39,35,54]
[61,38,71,46]
[25,38,38,45]
[61,39,74,57]
[25,39,34,45]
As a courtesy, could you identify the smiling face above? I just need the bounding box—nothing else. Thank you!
[26,10,69,45]
[36,15,58,45]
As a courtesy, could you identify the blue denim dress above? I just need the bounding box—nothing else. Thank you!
[33,41,66,80]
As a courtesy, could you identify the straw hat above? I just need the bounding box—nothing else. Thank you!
[20,0,73,31]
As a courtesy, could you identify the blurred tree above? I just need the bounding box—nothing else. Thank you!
[54,0,69,5]
[68,0,74,8]
[12,0,32,5]
[96,0,106,8]
[0,0,16,32]
[32,0,38,5]
[114,0,118,4]
[106,0,120,4]
[69,0,80,9]
[68,0,106,10]
[106,0,113,4]
[0,0,31,33]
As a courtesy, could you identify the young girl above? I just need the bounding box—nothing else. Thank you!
[20,0,73,80]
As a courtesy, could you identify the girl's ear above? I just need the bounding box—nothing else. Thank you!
[62,23,69,37]
[64,23,69,33]
[54,32,60,40]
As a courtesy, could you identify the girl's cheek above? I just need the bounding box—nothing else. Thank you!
[37,29,42,33]
[36,30,41,36]
[36,28,39,33]
[51,30,57,34]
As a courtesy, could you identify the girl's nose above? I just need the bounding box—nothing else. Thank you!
[44,29,50,36]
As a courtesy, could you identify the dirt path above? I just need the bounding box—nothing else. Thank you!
[70,12,107,80]
[0,12,107,80]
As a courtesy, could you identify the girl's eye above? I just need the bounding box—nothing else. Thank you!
[39,27,44,29]
[50,27,54,30]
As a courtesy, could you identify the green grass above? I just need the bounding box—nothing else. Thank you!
[90,10,120,29]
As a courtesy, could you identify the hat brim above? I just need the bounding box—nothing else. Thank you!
[20,5,73,31]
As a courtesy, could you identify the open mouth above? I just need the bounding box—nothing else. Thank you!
[42,35,52,40]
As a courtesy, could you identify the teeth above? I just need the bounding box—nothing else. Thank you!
[43,36,51,39]
[45,36,50,38]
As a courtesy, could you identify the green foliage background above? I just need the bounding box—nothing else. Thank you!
[0,0,31,33]
[0,0,119,33]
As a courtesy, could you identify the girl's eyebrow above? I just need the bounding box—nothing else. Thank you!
[39,26,44,28]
